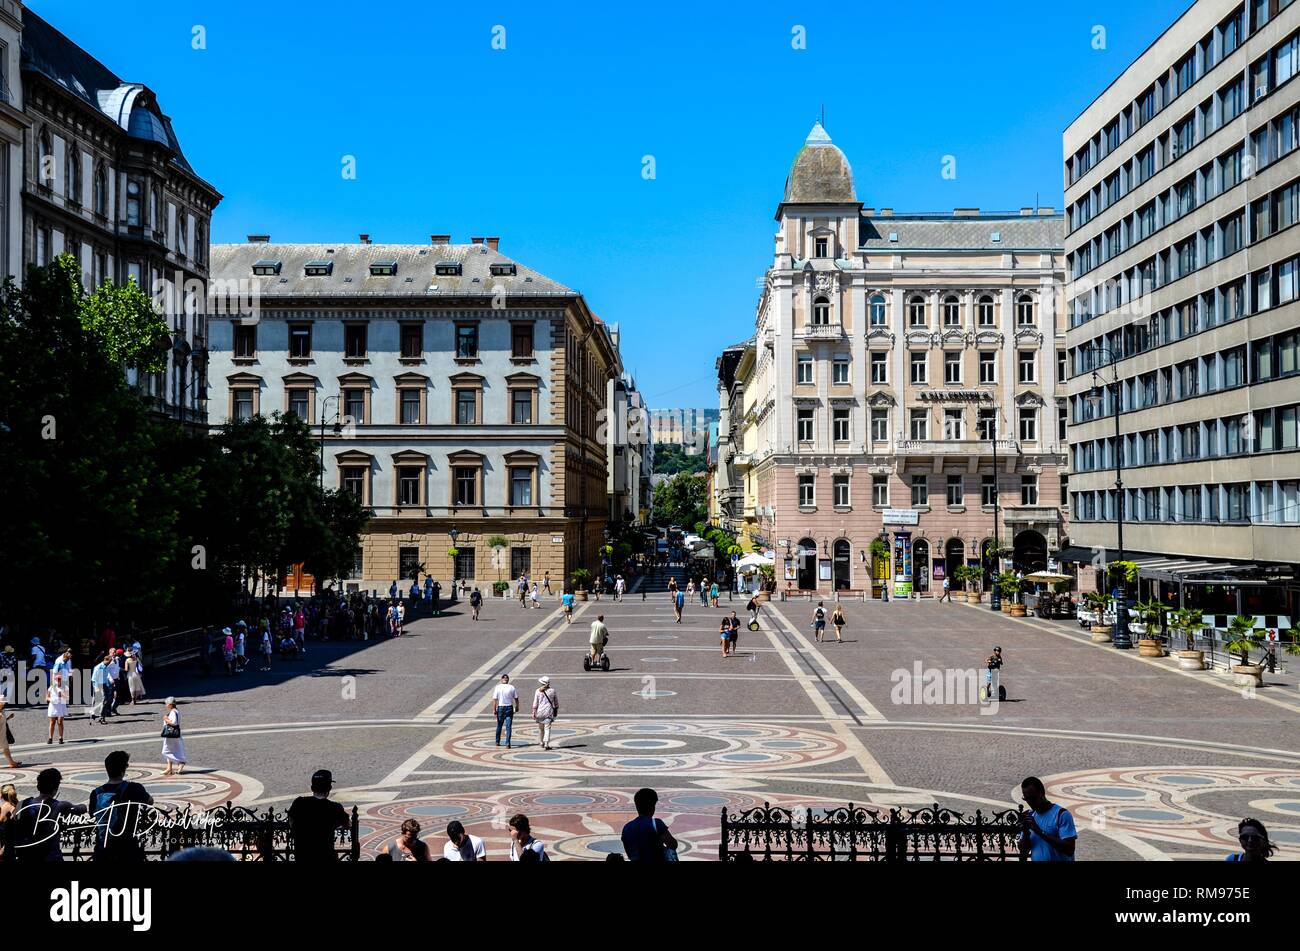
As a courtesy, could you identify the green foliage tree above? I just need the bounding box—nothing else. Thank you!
[651,472,707,529]
[652,442,707,475]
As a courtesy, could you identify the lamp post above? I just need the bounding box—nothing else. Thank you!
[318,394,343,495]
[1086,346,1130,650]
[989,417,1002,612]
[448,527,460,601]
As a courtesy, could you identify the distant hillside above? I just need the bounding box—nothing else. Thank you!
[653,442,707,475]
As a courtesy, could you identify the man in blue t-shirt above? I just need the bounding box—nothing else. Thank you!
[620,787,677,862]
[673,589,685,624]
[1020,776,1077,861]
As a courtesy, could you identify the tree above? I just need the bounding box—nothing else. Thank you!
[652,442,706,475]
[652,473,707,529]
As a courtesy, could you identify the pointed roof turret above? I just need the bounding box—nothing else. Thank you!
[780,121,857,206]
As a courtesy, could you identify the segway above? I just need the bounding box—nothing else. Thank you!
[583,636,611,671]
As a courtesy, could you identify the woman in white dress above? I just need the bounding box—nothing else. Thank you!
[161,698,186,775]
[46,673,68,744]
[126,650,146,702]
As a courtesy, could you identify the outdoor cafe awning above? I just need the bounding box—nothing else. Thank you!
[1054,547,1289,586]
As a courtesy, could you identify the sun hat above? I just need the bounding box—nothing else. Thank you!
[538,676,551,686]
[30,637,40,645]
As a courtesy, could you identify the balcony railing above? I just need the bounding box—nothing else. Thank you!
[895,438,1019,456]
[799,322,845,339]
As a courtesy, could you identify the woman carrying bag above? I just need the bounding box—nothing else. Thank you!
[161,698,187,775]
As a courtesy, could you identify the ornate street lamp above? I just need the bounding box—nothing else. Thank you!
[1085,346,1130,650]
[319,394,343,495]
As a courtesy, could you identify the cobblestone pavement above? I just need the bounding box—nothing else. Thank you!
[5,588,1298,860]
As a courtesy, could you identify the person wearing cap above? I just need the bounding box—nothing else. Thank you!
[287,770,350,862]
[443,820,486,861]
[88,750,154,862]
[531,676,559,750]
[985,646,1003,699]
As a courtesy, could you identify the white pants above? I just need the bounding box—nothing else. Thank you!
[537,718,553,748]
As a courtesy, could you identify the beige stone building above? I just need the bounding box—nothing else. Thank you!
[1063,0,1300,617]
[207,236,618,594]
[742,123,1068,595]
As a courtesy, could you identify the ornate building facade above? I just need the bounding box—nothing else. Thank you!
[207,235,618,592]
[18,6,221,428]
[744,123,1068,594]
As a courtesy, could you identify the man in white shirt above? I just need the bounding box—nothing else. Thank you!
[491,674,519,748]
[443,820,486,861]
[614,575,625,601]
[589,615,609,664]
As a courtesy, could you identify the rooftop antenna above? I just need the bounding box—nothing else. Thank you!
[820,104,825,128]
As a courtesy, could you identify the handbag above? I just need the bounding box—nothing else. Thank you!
[161,719,181,739]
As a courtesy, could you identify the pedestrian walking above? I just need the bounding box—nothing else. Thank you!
[389,580,398,602]
[0,697,21,767]
[531,676,559,750]
[1019,776,1077,861]
[380,819,430,861]
[831,605,846,644]
[287,769,350,863]
[562,590,575,624]
[260,629,273,670]
[728,611,741,654]
[718,617,730,657]
[432,580,442,616]
[1225,818,1277,861]
[397,600,406,632]
[492,674,519,748]
[517,574,529,608]
[940,575,952,603]
[443,820,486,861]
[614,575,625,602]
[542,571,553,596]
[674,588,685,623]
[812,602,827,643]
[620,788,678,862]
[470,587,483,621]
[221,628,235,676]
[530,583,541,609]
[234,627,247,673]
[508,813,548,862]
[710,581,719,608]
[159,697,187,775]
[126,650,146,701]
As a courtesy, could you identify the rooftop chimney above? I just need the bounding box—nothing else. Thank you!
[431,234,451,244]
[953,208,979,217]
[359,233,371,244]
[486,237,500,251]
[1037,206,1056,215]
[470,236,485,245]
[247,234,270,243]
[879,208,893,217]
[862,208,875,216]
[1020,207,1034,216]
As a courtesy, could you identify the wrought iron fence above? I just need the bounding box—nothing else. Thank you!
[2,801,360,862]
[720,802,1029,861]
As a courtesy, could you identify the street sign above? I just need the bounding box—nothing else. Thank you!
[731,553,739,565]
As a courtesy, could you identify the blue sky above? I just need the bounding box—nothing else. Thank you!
[32,0,1191,407]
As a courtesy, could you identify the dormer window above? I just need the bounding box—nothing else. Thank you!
[305,260,333,276]
[370,261,398,276]
[489,263,516,276]
[436,261,461,276]
[252,260,282,276]
[814,236,829,258]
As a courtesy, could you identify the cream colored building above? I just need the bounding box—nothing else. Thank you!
[742,123,1067,594]
[1063,0,1300,615]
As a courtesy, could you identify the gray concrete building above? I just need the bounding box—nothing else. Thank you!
[1063,0,1300,616]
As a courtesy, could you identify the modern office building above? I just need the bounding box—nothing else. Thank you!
[1062,0,1300,615]
[207,235,619,592]
[741,122,1067,595]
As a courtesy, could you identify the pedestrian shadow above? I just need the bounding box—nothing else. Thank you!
[309,668,381,678]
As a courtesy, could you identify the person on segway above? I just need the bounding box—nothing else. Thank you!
[984,646,1005,701]
[745,594,760,631]
[587,614,610,671]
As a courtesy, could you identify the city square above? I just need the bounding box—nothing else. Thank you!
[5,577,1296,862]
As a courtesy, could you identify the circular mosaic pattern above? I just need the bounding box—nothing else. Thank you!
[1041,766,1300,858]
[440,720,851,774]
[0,762,257,808]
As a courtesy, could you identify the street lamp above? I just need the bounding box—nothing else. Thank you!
[989,417,1002,612]
[318,394,343,494]
[1085,346,1130,650]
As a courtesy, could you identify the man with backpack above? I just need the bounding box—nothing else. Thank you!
[87,751,154,862]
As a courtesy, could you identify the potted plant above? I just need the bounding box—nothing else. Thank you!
[1167,607,1205,670]
[571,568,592,602]
[756,563,774,601]
[491,580,510,598]
[1084,591,1112,642]
[953,564,981,603]
[488,535,509,581]
[1132,599,1165,656]
[1223,614,1264,686]
[996,572,1024,616]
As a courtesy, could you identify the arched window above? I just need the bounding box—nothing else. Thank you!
[37,128,54,187]
[869,294,887,326]
[907,295,927,327]
[66,145,80,203]
[1016,293,1035,326]
[943,294,961,327]
[93,163,108,217]
[977,294,995,326]
[812,296,831,326]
